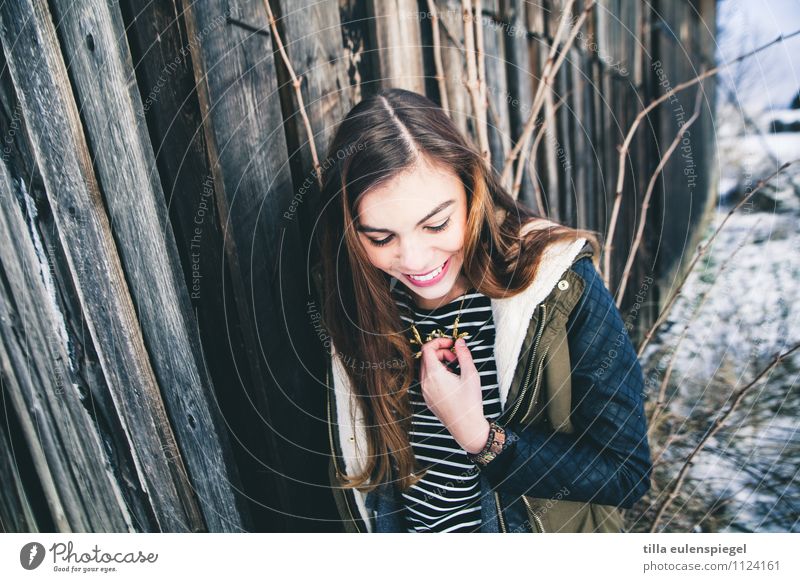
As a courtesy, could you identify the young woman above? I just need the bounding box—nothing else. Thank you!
[310,88,652,533]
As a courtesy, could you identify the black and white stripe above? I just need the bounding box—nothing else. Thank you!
[392,283,501,533]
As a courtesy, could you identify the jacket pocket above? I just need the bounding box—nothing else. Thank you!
[542,318,574,433]
[522,495,624,532]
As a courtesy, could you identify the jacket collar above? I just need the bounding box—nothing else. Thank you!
[330,220,587,485]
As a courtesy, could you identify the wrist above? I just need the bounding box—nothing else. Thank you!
[461,417,491,454]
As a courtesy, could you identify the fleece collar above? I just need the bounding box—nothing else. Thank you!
[330,222,587,527]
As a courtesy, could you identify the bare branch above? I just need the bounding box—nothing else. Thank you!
[637,160,799,358]
[500,0,593,194]
[615,86,704,307]
[602,29,800,285]
[646,236,750,438]
[438,11,465,52]
[261,0,322,188]
[462,0,490,162]
[427,0,450,115]
[648,342,800,532]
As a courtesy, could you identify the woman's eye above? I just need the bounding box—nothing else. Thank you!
[427,218,451,232]
[367,218,449,247]
[369,235,394,247]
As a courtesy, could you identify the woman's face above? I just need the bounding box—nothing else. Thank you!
[355,158,470,310]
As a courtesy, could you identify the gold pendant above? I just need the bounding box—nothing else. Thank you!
[409,317,471,359]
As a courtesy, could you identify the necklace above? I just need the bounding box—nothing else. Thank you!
[404,291,472,359]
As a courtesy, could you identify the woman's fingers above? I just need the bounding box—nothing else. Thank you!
[451,338,477,380]
[420,337,456,373]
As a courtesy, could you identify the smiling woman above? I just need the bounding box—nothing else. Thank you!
[355,157,471,309]
[310,88,651,533]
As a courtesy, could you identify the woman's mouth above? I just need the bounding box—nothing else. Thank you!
[403,257,450,287]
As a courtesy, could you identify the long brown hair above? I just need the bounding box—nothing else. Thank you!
[312,88,600,493]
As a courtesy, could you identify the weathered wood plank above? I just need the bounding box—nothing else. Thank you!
[273,0,353,246]
[366,0,425,92]
[270,0,359,530]
[338,0,370,100]
[47,0,246,532]
[437,0,471,135]
[572,44,589,229]
[117,0,260,531]
[0,159,133,532]
[500,0,535,204]
[180,0,301,530]
[275,0,354,153]
[0,0,201,532]
[481,0,512,173]
[0,46,159,533]
[0,397,40,532]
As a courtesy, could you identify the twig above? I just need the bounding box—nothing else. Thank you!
[615,85,704,307]
[427,0,449,115]
[500,1,595,196]
[602,29,800,285]
[499,0,584,188]
[475,0,487,156]
[648,342,800,532]
[637,160,799,358]
[462,0,490,162]
[437,11,465,52]
[528,91,571,214]
[650,429,693,469]
[261,0,322,188]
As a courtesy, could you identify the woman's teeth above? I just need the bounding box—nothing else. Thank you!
[407,261,445,281]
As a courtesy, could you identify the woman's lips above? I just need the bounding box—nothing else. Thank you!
[403,257,450,287]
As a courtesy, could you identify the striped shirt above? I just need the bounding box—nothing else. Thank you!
[391,282,502,532]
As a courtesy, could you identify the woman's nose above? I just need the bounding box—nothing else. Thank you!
[396,238,431,274]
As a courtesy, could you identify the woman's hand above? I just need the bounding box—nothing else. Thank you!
[418,337,490,454]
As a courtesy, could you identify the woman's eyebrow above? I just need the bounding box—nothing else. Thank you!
[357,199,455,233]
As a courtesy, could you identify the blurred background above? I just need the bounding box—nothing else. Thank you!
[639,0,799,532]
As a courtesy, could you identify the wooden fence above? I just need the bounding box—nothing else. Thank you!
[0,0,716,532]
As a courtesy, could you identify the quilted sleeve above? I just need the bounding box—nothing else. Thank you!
[477,257,652,509]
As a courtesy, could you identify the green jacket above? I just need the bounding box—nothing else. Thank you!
[312,230,652,533]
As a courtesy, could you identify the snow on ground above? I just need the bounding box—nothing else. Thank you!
[641,189,800,532]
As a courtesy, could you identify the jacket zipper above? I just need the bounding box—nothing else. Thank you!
[325,363,362,533]
[518,343,550,424]
[492,304,547,533]
[516,312,552,533]
[522,496,546,532]
[498,304,547,426]
[494,492,508,532]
